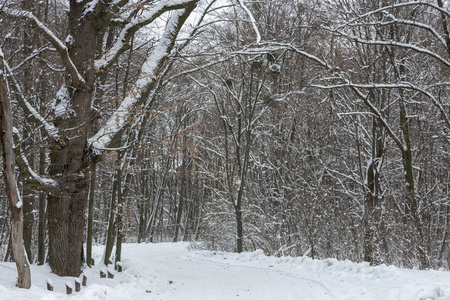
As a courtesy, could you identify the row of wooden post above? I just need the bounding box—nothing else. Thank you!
[100,270,115,279]
[46,275,87,294]
[47,263,123,294]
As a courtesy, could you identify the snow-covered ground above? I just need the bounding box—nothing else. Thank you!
[1,242,450,299]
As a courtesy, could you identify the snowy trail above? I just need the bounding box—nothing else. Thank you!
[1,242,450,299]
[129,243,334,299]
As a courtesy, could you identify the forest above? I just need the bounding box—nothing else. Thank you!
[0,0,448,288]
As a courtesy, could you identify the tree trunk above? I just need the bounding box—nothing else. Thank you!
[0,53,31,288]
[235,206,243,253]
[46,1,96,276]
[4,230,12,262]
[47,172,89,276]
[399,92,428,269]
[86,161,97,267]
[115,163,123,267]
[138,196,147,243]
[364,117,384,265]
[22,189,34,262]
[104,169,118,266]
[37,146,47,265]
[21,0,37,263]
[174,136,187,242]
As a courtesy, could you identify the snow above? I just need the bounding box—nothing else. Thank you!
[81,0,99,19]
[268,63,281,73]
[15,198,23,209]
[1,242,450,300]
[238,0,261,44]
[20,152,58,188]
[53,86,75,118]
[64,35,74,46]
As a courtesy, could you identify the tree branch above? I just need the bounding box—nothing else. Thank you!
[1,54,62,144]
[1,8,86,88]
[95,0,199,72]
[89,3,198,153]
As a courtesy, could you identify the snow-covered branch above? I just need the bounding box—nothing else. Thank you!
[16,149,58,190]
[345,14,449,52]
[0,8,86,88]
[9,45,51,73]
[1,50,62,143]
[312,82,450,129]
[349,37,450,68]
[337,1,450,31]
[89,5,197,152]
[382,13,448,51]
[95,0,199,72]
[314,82,405,151]
[234,42,331,69]
[237,0,261,44]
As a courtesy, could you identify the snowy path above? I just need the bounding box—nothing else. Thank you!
[1,242,450,299]
[128,243,334,299]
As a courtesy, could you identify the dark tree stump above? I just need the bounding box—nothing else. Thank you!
[82,274,87,286]
[100,270,106,278]
[91,258,95,266]
[116,261,122,272]
[108,271,114,279]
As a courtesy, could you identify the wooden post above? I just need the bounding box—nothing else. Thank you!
[107,271,114,279]
[75,278,81,292]
[82,274,87,286]
[46,279,53,291]
[100,270,106,278]
[116,261,123,272]
[66,282,72,294]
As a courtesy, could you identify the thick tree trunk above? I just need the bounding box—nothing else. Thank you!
[46,1,95,276]
[47,97,91,276]
[47,100,91,276]
[47,169,89,276]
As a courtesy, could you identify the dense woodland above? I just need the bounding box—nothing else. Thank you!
[0,0,448,288]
